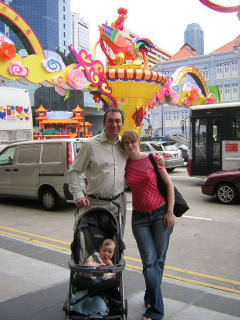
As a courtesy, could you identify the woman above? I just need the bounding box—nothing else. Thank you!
[121,130,174,320]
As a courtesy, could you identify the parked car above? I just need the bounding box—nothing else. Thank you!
[178,144,189,162]
[150,136,172,142]
[201,169,240,204]
[140,141,184,172]
[0,138,87,210]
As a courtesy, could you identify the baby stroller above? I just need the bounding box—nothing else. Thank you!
[64,203,127,320]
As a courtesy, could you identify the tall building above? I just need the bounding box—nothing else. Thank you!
[184,23,204,55]
[0,0,71,54]
[71,13,90,53]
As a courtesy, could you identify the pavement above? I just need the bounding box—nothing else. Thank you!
[0,235,240,320]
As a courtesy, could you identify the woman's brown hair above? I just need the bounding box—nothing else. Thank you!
[121,130,139,145]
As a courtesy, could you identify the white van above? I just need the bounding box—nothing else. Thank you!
[0,138,86,210]
[0,87,33,150]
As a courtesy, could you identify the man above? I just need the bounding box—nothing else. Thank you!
[68,108,128,230]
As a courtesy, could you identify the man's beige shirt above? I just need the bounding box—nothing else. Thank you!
[68,132,128,201]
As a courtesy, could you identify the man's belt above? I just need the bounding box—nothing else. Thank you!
[88,192,125,201]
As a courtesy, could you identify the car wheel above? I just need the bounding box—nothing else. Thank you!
[40,188,58,211]
[216,183,238,204]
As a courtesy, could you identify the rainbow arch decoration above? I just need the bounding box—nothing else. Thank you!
[0,1,45,58]
[146,65,217,108]
[171,66,209,96]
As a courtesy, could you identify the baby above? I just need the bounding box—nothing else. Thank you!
[85,239,116,279]
[86,238,116,267]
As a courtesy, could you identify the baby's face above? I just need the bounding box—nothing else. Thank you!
[99,245,115,262]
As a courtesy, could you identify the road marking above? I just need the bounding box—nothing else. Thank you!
[125,263,240,295]
[0,225,239,295]
[183,215,212,221]
[124,256,240,286]
[0,230,71,253]
[127,210,213,221]
[0,226,70,245]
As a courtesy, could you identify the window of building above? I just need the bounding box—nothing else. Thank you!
[232,86,239,100]
[219,88,223,101]
[223,65,230,78]
[231,64,238,77]
[216,66,222,79]
[224,87,231,101]
[202,68,209,80]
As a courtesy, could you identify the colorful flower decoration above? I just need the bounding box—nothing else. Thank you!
[167,90,180,105]
[42,57,64,72]
[132,107,144,127]
[53,74,66,86]
[189,88,199,102]
[67,68,87,90]
[183,97,191,107]
[8,61,28,76]
[0,41,16,60]
[93,93,101,111]
[55,86,66,96]
[205,93,217,104]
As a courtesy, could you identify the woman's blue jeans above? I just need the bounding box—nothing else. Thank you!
[132,204,173,320]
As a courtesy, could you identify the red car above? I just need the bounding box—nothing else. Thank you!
[201,169,240,204]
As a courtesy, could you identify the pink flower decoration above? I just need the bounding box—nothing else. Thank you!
[53,74,66,86]
[183,97,191,107]
[55,86,66,96]
[67,68,87,90]
[8,61,28,76]
[168,90,180,105]
[206,94,216,104]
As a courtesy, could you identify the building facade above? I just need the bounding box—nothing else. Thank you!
[150,35,240,140]
[184,23,204,55]
[71,13,90,53]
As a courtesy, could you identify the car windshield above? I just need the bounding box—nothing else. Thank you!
[149,143,163,151]
[162,142,178,151]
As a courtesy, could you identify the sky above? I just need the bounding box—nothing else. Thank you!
[71,0,240,61]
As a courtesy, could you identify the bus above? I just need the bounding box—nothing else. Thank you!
[187,101,240,176]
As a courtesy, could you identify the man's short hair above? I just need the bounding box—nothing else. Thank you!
[103,108,124,123]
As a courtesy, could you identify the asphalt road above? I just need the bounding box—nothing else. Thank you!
[0,166,239,294]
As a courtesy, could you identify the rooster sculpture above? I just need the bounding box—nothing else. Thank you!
[92,8,155,69]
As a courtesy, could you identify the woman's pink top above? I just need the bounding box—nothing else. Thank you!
[125,154,165,213]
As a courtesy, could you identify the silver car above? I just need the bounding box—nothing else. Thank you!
[0,138,87,210]
[140,141,184,172]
